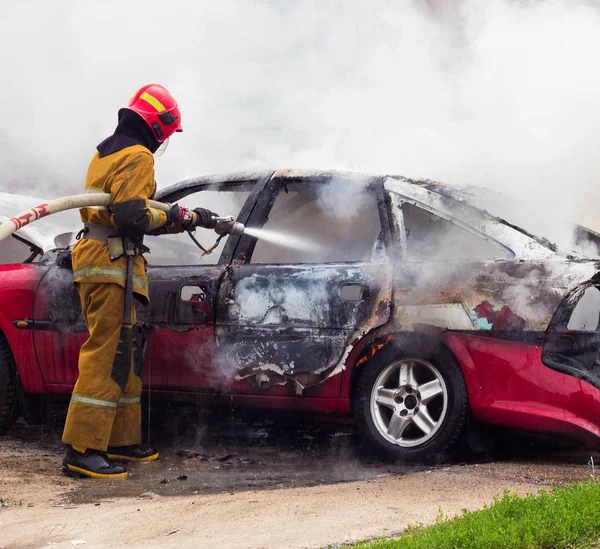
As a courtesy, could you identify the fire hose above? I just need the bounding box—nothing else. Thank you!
[0,193,245,257]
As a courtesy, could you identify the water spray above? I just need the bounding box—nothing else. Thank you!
[243,226,322,252]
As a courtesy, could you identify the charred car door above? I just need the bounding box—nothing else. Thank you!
[127,175,265,391]
[33,173,269,391]
[216,172,393,393]
[542,281,600,391]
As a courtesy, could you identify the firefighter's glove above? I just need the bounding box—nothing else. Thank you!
[214,218,236,236]
[166,204,195,228]
[192,208,219,229]
[166,205,218,230]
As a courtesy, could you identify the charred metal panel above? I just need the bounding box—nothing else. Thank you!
[34,264,227,329]
[230,268,375,329]
[146,265,224,327]
[220,326,337,379]
[384,178,600,333]
[391,259,600,333]
[274,169,380,186]
[542,282,600,391]
[36,265,83,329]
[216,263,392,385]
[32,265,84,384]
[155,171,273,203]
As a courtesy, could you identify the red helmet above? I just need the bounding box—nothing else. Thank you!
[126,83,182,142]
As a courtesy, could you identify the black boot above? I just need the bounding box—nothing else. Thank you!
[62,446,127,478]
[106,444,159,462]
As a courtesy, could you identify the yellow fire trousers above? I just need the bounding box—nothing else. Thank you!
[62,283,144,451]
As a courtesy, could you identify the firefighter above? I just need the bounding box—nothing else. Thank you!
[61,84,229,478]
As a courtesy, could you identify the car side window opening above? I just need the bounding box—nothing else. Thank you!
[567,286,600,331]
[401,203,508,260]
[145,189,251,266]
[250,181,383,264]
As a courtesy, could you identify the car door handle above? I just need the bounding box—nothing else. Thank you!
[340,284,366,301]
[180,285,206,302]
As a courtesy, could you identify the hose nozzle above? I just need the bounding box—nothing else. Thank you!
[212,216,245,236]
[230,222,245,236]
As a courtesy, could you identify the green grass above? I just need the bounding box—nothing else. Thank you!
[347,479,600,549]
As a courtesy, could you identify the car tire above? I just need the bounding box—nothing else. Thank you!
[0,337,19,435]
[355,339,468,462]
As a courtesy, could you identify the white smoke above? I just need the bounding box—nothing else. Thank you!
[2,0,600,246]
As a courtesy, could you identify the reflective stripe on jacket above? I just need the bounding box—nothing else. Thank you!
[72,144,168,302]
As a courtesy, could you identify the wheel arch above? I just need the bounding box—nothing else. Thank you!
[348,330,469,411]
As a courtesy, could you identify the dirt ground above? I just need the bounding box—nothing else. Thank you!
[1,406,598,549]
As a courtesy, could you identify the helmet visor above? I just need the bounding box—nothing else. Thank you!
[154,137,169,158]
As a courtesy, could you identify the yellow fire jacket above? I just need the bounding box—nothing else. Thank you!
[72,144,171,302]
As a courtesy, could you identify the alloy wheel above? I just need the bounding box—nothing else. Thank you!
[370,357,448,447]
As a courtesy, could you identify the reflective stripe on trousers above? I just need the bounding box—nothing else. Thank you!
[73,267,148,296]
[69,394,141,408]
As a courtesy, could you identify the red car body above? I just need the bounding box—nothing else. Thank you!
[1,170,600,458]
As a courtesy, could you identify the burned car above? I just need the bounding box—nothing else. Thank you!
[1,170,600,461]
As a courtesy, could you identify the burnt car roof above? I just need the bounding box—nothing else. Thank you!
[158,169,597,259]
[392,175,600,258]
[156,169,486,201]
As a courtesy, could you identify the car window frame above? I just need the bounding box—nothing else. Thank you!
[154,172,274,266]
[387,191,515,261]
[547,281,600,333]
[232,174,392,266]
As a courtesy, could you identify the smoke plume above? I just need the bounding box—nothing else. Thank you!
[2,0,600,246]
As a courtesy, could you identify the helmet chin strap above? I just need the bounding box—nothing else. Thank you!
[153,137,169,158]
